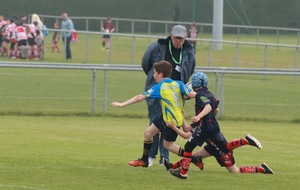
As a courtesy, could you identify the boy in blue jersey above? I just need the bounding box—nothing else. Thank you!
[111,61,201,168]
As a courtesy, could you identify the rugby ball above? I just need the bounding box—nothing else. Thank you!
[105,29,110,33]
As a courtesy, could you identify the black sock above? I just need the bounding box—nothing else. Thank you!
[141,140,153,162]
[191,156,202,164]
[102,42,105,47]
[178,147,184,157]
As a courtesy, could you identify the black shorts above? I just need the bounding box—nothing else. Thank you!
[204,143,236,167]
[188,122,221,147]
[10,42,16,49]
[152,115,178,142]
[18,39,27,46]
[203,133,236,167]
[103,34,110,39]
[4,39,10,43]
[28,38,36,46]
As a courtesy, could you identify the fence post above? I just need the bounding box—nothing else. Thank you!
[132,35,136,64]
[256,29,260,48]
[92,68,97,114]
[295,47,299,69]
[237,27,240,42]
[297,31,300,46]
[276,30,280,51]
[100,19,103,32]
[85,19,89,63]
[200,25,203,46]
[235,43,239,67]
[165,23,168,35]
[148,22,151,36]
[103,70,107,113]
[264,45,268,69]
[220,73,225,116]
[131,21,134,34]
[116,20,119,33]
[215,72,219,98]
[108,36,112,64]
[208,41,212,66]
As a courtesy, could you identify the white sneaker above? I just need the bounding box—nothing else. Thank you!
[148,157,155,167]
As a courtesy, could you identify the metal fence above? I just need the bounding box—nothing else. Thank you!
[0,62,299,121]
[31,14,300,45]
[43,29,300,69]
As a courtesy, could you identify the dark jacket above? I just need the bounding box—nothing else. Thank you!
[141,36,196,92]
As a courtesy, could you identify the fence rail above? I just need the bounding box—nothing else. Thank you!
[0,62,299,118]
[31,14,300,45]
[44,29,300,69]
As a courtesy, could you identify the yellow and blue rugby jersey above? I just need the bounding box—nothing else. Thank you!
[144,78,191,127]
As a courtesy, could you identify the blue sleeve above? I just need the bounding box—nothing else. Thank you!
[143,83,161,99]
[178,81,192,96]
[70,20,74,30]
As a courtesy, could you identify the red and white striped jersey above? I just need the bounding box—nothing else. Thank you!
[6,23,16,39]
[15,26,27,41]
[0,20,6,33]
[27,24,36,38]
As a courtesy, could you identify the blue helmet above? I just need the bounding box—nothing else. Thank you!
[191,72,208,88]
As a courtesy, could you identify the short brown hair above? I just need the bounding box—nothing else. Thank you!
[154,61,172,78]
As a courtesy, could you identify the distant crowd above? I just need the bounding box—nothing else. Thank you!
[0,14,48,60]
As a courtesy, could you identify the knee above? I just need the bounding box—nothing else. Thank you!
[144,130,152,141]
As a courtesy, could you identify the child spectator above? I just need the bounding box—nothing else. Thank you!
[188,23,198,52]
[52,22,60,53]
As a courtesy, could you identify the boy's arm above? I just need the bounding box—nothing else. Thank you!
[191,104,212,123]
[167,123,192,139]
[188,91,196,98]
[111,94,147,107]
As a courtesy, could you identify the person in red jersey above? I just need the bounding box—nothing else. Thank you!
[26,21,39,60]
[101,17,115,52]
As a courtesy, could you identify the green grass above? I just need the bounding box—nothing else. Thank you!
[0,68,298,122]
[0,116,299,190]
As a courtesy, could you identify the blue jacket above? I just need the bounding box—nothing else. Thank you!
[141,36,195,91]
[61,18,74,38]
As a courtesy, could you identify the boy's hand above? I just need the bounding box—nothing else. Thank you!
[166,121,176,128]
[111,101,123,107]
[191,115,200,123]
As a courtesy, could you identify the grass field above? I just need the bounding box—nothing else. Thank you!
[0,116,299,190]
[0,33,299,189]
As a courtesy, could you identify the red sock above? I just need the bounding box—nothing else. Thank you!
[172,160,182,169]
[227,138,248,151]
[239,166,264,173]
[16,48,21,58]
[180,152,192,175]
[3,47,8,55]
[27,49,32,59]
[33,48,39,58]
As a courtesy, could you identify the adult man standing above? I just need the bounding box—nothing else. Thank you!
[141,25,195,166]
[61,12,74,60]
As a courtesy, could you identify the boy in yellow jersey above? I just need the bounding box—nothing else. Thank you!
[111,61,198,167]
